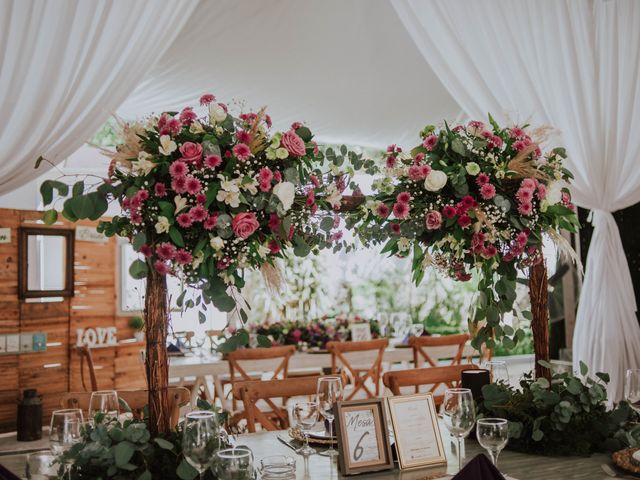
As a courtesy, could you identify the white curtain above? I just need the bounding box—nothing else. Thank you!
[392,0,640,400]
[0,0,199,195]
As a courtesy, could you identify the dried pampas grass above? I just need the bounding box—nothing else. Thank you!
[546,229,583,276]
[261,261,285,297]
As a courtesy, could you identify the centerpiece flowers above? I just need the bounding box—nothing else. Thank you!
[351,117,579,373]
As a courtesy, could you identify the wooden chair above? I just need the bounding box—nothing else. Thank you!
[409,333,471,368]
[59,387,191,428]
[233,375,322,433]
[326,339,388,400]
[383,364,478,405]
[77,346,98,392]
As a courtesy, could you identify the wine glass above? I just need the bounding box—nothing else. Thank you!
[215,447,254,480]
[476,418,509,468]
[50,409,83,479]
[89,390,120,420]
[410,322,425,337]
[182,411,220,480]
[483,360,510,384]
[316,376,343,457]
[625,369,640,413]
[442,388,476,473]
[292,401,319,456]
[378,312,390,337]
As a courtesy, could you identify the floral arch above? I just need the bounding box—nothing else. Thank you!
[38,94,578,434]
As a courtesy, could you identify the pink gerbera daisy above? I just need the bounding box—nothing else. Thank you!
[422,134,438,151]
[390,223,401,235]
[476,173,490,186]
[179,107,197,125]
[154,182,167,197]
[233,143,251,161]
[442,205,457,218]
[517,202,533,216]
[203,213,218,231]
[156,242,176,260]
[154,260,171,275]
[461,196,475,209]
[483,245,498,257]
[457,214,472,228]
[171,177,187,194]
[397,192,411,203]
[196,193,207,203]
[385,156,397,168]
[169,161,188,178]
[204,154,222,169]
[516,188,533,203]
[199,94,216,106]
[393,201,410,219]
[376,203,390,218]
[258,167,273,184]
[176,212,193,228]
[175,249,193,265]
[185,176,202,195]
[189,205,207,222]
[480,183,496,200]
[235,130,252,144]
[139,244,153,257]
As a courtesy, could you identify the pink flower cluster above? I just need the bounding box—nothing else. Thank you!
[392,192,411,220]
[515,177,545,216]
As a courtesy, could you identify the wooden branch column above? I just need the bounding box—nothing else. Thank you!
[529,261,551,380]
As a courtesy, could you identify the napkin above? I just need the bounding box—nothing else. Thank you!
[451,454,506,480]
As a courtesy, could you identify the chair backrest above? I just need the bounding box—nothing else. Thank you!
[382,364,478,403]
[59,387,191,428]
[77,346,98,392]
[233,375,321,433]
[409,333,471,368]
[326,339,388,400]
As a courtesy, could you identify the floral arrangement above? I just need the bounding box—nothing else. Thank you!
[237,315,382,350]
[351,117,579,350]
[480,361,640,456]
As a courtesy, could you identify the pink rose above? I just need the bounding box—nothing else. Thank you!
[179,142,203,163]
[281,129,306,157]
[425,210,442,230]
[231,212,260,239]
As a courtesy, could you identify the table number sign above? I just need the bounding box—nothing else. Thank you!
[387,393,446,470]
[334,398,394,475]
[350,323,372,342]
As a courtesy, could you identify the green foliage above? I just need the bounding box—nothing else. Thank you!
[479,363,640,456]
[128,316,144,331]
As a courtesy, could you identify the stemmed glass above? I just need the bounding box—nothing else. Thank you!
[393,313,411,341]
[625,369,640,413]
[292,401,319,456]
[476,418,509,468]
[215,447,254,480]
[316,376,343,457]
[182,411,220,480]
[441,388,476,473]
[50,409,83,478]
[89,390,120,420]
[483,360,510,384]
[410,322,425,337]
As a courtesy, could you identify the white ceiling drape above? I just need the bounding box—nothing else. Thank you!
[392,0,640,400]
[0,0,199,194]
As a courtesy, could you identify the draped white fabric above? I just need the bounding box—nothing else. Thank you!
[392,0,640,400]
[0,0,198,195]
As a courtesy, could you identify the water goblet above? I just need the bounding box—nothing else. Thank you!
[215,447,254,480]
[182,411,220,480]
[483,360,510,385]
[88,390,120,420]
[625,369,640,413]
[292,401,319,456]
[476,418,509,468]
[410,323,425,337]
[442,388,476,472]
[49,409,83,479]
[316,376,343,457]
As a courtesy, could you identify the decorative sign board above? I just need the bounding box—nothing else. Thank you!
[0,228,10,243]
[334,398,394,475]
[75,226,108,243]
[387,393,447,469]
[76,327,117,347]
[350,323,372,342]
[0,333,48,355]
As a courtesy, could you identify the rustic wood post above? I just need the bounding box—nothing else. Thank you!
[529,261,551,380]
[144,269,171,435]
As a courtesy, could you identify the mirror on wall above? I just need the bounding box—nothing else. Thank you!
[18,227,74,299]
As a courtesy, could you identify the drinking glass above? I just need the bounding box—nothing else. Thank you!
[410,323,425,337]
[89,390,120,420]
[476,418,509,468]
[292,401,319,456]
[625,369,640,413]
[393,313,411,341]
[258,455,296,479]
[49,409,83,456]
[316,376,343,457]
[378,313,390,337]
[182,411,220,480]
[215,447,254,480]
[26,451,56,479]
[442,388,476,472]
[483,360,510,384]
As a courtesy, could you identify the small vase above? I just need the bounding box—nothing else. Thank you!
[134,331,145,342]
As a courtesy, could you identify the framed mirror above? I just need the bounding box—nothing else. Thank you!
[18,227,74,299]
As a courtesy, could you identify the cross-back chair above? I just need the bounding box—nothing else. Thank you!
[409,333,471,367]
[59,387,191,428]
[383,364,478,404]
[326,338,388,400]
[77,346,98,392]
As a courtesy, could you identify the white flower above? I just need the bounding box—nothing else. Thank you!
[465,162,480,176]
[189,121,205,134]
[546,180,566,205]
[424,170,448,192]
[132,151,156,176]
[275,147,289,159]
[240,178,259,196]
[155,216,171,234]
[220,271,235,285]
[192,251,205,269]
[398,237,411,252]
[325,183,343,208]
[158,135,177,156]
[210,236,225,251]
[209,103,227,123]
[215,126,224,136]
[272,181,296,211]
[216,190,240,208]
[174,195,188,213]
[218,174,240,193]
[257,243,270,259]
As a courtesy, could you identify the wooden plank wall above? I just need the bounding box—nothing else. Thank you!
[0,209,146,433]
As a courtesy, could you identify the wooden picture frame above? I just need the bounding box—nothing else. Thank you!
[18,227,74,299]
[386,393,446,470]
[334,398,394,475]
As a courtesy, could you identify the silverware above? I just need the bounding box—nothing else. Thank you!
[277,435,302,454]
[601,463,636,479]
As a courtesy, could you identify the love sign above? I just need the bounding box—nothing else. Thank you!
[334,399,394,475]
[76,327,117,348]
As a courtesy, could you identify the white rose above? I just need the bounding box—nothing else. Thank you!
[424,170,448,192]
[210,236,225,251]
[209,103,227,123]
[546,180,566,205]
[155,216,171,234]
[272,181,295,211]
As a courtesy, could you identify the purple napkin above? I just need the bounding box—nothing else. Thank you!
[452,454,506,480]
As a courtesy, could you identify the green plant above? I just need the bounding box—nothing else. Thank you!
[129,316,144,331]
[479,361,640,456]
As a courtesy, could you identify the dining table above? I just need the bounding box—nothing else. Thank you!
[0,422,617,479]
